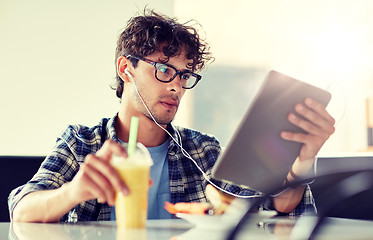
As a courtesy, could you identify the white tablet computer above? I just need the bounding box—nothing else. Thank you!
[211,70,332,193]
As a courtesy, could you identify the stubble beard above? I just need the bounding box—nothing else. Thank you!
[134,92,176,126]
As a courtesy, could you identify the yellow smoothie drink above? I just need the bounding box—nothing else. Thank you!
[111,143,153,228]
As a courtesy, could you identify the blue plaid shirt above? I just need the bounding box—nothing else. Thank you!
[8,115,316,222]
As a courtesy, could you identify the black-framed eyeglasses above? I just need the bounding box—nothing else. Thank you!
[126,55,202,89]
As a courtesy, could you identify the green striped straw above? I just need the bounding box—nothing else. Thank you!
[127,116,139,157]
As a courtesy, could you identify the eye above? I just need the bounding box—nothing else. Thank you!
[181,73,192,80]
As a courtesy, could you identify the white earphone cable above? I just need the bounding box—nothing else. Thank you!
[125,69,263,199]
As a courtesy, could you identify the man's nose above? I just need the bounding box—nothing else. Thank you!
[167,75,183,93]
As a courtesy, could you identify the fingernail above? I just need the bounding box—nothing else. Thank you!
[296,104,303,111]
[281,132,290,138]
[306,98,313,105]
[121,148,128,157]
[122,187,129,196]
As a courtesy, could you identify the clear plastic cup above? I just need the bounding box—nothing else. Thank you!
[111,143,153,228]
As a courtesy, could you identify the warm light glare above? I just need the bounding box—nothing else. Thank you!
[305,22,369,86]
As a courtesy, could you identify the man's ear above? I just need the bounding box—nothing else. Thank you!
[117,56,131,83]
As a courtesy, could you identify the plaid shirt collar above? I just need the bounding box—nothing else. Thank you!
[105,114,181,156]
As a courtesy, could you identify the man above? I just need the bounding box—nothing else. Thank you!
[9,9,335,222]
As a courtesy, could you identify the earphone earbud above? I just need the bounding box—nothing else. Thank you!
[124,68,133,79]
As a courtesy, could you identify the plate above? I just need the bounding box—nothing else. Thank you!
[176,211,277,230]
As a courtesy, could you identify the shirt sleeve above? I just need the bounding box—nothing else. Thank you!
[7,137,80,221]
[210,177,316,217]
[259,184,316,216]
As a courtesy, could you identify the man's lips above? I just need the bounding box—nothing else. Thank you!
[160,99,178,109]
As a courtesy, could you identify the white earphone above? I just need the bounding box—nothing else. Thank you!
[124,68,133,79]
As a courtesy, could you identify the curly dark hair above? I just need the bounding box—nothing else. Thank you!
[113,8,213,99]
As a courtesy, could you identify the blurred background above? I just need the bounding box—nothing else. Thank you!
[1,0,373,155]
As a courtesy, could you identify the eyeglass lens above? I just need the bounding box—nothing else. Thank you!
[155,63,197,89]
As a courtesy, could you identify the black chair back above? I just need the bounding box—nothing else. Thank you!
[0,156,45,222]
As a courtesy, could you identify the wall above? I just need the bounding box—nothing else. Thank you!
[0,0,173,155]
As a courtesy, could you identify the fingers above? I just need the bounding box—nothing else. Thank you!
[87,153,129,194]
[284,98,335,139]
[281,98,336,161]
[96,139,128,161]
[71,140,130,206]
[304,98,335,125]
[79,160,114,204]
[94,140,129,194]
[299,98,335,133]
[82,154,129,205]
